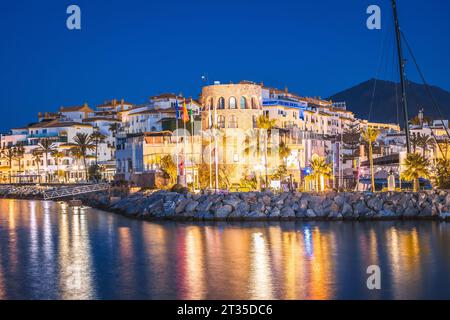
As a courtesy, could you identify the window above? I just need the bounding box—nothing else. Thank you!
[218,115,225,128]
[217,97,225,109]
[251,97,259,109]
[228,115,238,128]
[229,97,237,109]
[240,96,247,109]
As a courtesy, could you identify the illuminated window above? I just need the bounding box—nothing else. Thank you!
[251,97,259,109]
[218,115,225,128]
[228,115,238,128]
[240,96,247,109]
[229,97,237,109]
[217,97,225,109]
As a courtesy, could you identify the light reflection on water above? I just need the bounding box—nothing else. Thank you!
[0,199,449,300]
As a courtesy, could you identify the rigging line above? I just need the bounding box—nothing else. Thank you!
[368,24,390,122]
[390,30,400,125]
[401,31,450,140]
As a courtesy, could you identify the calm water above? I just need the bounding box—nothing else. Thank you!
[0,199,449,300]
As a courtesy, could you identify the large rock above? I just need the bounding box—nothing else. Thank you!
[250,202,265,213]
[175,199,191,214]
[229,202,249,218]
[269,207,281,218]
[185,200,199,213]
[147,199,165,217]
[222,197,241,209]
[367,197,384,212]
[214,204,233,218]
[306,209,316,218]
[196,200,213,212]
[163,201,176,216]
[245,210,267,219]
[341,202,353,217]
[280,207,295,218]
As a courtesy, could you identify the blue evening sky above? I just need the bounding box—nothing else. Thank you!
[0,0,449,131]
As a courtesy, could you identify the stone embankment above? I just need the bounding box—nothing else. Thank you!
[0,185,45,199]
[80,189,450,221]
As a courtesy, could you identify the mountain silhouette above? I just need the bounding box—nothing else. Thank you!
[328,79,450,125]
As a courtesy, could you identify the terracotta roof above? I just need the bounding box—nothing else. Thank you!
[144,131,173,137]
[60,105,93,112]
[28,120,92,129]
[82,117,121,123]
[151,93,183,100]
[129,109,177,116]
[97,100,133,108]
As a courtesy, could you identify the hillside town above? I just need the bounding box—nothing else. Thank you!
[1,80,449,192]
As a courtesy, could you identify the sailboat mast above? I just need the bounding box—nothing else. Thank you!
[391,0,411,153]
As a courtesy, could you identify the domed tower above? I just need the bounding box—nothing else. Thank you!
[200,81,263,131]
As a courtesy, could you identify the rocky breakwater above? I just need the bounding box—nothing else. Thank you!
[82,189,450,221]
[0,185,45,199]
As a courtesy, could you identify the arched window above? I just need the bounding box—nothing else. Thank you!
[217,97,225,109]
[240,96,247,109]
[228,115,238,128]
[251,97,259,109]
[229,97,237,109]
[217,115,225,128]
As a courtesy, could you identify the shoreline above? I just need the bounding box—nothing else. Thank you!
[3,186,449,222]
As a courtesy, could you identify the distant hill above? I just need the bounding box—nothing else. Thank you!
[328,79,450,125]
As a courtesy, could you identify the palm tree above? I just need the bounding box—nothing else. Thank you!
[1,147,17,184]
[309,155,332,192]
[51,150,65,182]
[256,115,278,189]
[108,122,120,137]
[69,147,83,182]
[402,153,430,192]
[15,143,25,174]
[37,138,56,183]
[277,141,291,182]
[362,127,380,192]
[108,122,120,158]
[160,155,177,185]
[410,133,420,153]
[72,133,95,181]
[417,134,436,158]
[90,130,106,165]
[32,149,42,184]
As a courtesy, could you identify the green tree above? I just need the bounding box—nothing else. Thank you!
[72,133,95,181]
[160,155,177,185]
[434,159,450,189]
[417,134,436,158]
[108,122,120,137]
[410,133,420,154]
[32,149,43,184]
[69,147,84,182]
[256,115,278,189]
[37,138,56,183]
[1,147,17,184]
[15,143,25,174]
[362,127,380,192]
[90,130,107,165]
[402,153,430,192]
[309,155,332,192]
[51,150,65,182]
